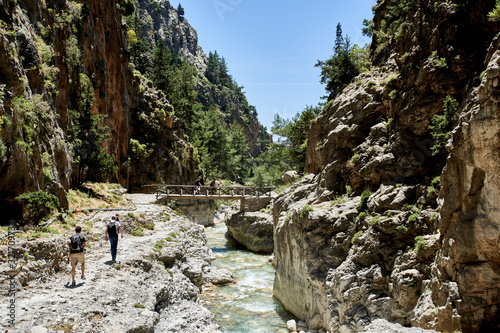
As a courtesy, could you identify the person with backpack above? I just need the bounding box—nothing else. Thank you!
[105,215,123,263]
[67,226,87,286]
[209,179,218,195]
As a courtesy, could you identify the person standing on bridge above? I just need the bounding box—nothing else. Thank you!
[210,179,218,195]
[194,175,204,195]
[105,215,123,263]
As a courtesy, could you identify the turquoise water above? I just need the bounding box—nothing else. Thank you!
[203,221,294,333]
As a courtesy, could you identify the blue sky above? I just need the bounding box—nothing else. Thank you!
[180,1,376,132]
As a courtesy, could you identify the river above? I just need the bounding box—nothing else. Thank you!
[202,214,294,333]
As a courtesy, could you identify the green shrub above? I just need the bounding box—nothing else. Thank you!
[16,191,60,224]
[357,190,372,211]
[352,231,363,244]
[408,213,419,222]
[489,0,500,19]
[127,212,138,221]
[401,203,413,211]
[430,96,459,155]
[384,73,398,85]
[130,138,148,159]
[300,205,313,218]
[154,240,165,252]
[144,222,155,230]
[345,185,353,196]
[369,216,381,226]
[133,303,145,309]
[131,226,144,237]
[331,195,349,206]
[414,236,429,253]
[351,154,360,163]
[396,225,408,233]
[357,212,367,222]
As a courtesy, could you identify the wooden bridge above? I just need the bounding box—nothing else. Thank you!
[145,184,274,200]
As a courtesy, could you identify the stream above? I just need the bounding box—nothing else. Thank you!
[202,216,294,333]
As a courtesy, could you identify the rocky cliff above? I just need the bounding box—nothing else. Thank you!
[0,0,198,219]
[131,0,270,157]
[273,1,500,332]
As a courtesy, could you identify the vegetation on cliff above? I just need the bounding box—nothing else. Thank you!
[124,0,271,183]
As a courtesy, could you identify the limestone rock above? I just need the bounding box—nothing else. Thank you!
[282,170,299,184]
[175,200,216,226]
[226,211,273,253]
[362,319,437,332]
[0,195,222,332]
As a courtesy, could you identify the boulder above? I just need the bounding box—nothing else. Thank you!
[226,212,273,253]
[282,170,299,184]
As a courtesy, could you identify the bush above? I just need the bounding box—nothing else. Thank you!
[300,205,313,218]
[489,0,500,19]
[131,226,144,237]
[357,190,372,211]
[352,231,363,244]
[16,191,60,224]
[430,96,459,155]
[414,236,429,253]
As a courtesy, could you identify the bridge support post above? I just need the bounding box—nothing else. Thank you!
[240,198,245,212]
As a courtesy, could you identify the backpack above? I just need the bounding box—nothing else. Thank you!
[107,221,118,236]
[69,234,82,252]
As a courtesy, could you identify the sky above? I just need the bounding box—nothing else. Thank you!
[180,1,376,133]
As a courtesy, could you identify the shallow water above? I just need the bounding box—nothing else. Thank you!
[203,220,294,333]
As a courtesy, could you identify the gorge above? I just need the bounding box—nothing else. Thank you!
[1,0,500,332]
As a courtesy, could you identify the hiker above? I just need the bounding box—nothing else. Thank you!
[194,175,204,194]
[209,179,218,195]
[67,225,87,286]
[105,215,123,263]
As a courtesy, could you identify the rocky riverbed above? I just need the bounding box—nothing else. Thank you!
[0,194,233,332]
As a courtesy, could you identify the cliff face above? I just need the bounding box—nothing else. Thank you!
[273,1,500,332]
[0,0,196,218]
[132,0,270,157]
[423,36,500,333]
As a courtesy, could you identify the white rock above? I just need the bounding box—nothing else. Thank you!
[287,319,297,331]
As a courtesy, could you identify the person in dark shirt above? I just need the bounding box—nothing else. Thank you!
[105,215,123,263]
[67,226,87,286]
[194,176,204,194]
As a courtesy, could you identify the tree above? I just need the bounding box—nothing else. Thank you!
[271,105,321,172]
[362,19,373,38]
[430,96,459,155]
[150,39,198,131]
[226,122,250,182]
[177,3,185,18]
[67,74,116,184]
[315,23,361,99]
[16,191,60,225]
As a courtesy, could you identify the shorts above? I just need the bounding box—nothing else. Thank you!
[70,252,85,266]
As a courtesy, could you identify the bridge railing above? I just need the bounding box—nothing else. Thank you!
[144,184,274,199]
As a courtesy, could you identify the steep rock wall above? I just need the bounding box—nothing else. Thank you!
[273,1,500,332]
[0,0,196,218]
[413,36,500,333]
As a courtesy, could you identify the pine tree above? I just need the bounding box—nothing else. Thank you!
[67,74,116,184]
[226,122,250,182]
[315,23,361,99]
[177,3,185,18]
